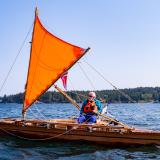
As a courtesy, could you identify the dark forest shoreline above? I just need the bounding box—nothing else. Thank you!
[0,87,160,104]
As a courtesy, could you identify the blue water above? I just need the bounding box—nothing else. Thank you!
[0,103,160,160]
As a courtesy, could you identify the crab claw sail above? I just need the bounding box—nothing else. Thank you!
[22,9,89,114]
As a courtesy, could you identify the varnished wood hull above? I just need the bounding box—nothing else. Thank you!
[0,118,160,146]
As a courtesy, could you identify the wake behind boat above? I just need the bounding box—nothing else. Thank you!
[0,8,160,146]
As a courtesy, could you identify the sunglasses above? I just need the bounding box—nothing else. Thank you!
[88,95,94,98]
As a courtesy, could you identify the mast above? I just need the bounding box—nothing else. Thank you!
[22,7,38,119]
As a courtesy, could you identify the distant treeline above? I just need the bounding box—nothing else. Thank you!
[0,87,160,104]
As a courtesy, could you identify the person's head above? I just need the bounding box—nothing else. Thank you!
[88,91,96,101]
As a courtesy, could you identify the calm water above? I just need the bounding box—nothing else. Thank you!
[0,103,160,160]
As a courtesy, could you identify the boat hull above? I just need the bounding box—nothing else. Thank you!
[0,118,159,146]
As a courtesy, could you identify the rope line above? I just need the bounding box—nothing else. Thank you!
[0,23,33,95]
[0,113,99,141]
[33,103,47,120]
[68,78,82,103]
[78,62,96,90]
[83,60,136,103]
[0,125,76,141]
[28,108,39,119]
[77,62,102,100]
[28,104,46,120]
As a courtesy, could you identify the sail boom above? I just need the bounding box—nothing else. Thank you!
[22,8,38,116]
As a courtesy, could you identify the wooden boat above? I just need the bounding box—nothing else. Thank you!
[0,118,160,146]
[0,8,160,146]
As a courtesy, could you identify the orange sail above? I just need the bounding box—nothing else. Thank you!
[22,10,88,113]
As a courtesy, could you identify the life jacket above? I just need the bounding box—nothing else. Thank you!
[83,100,98,113]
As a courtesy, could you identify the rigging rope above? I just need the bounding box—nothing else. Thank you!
[78,62,96,90]
[34,103,46,119]
[0,23,33,95]
[0,124,77,141]
[77,62,102,101]
[83,60,136,103]
[28,108,40,119]
[29,103,47,120]
[68,78,83,103]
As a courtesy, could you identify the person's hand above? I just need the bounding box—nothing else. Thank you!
[93,110,98,115]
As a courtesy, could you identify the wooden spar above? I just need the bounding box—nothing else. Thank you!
[54,85,80,110]
[22,8,38,119]
[54,85,132,129]
[35,7,38,16]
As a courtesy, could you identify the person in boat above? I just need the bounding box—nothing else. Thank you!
[77,91,102,124]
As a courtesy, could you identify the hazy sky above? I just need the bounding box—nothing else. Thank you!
[0,0,160,96]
